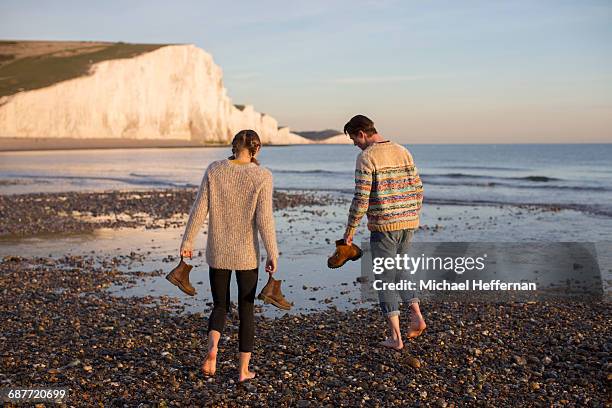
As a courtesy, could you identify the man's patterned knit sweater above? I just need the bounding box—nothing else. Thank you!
[346,141,424,236]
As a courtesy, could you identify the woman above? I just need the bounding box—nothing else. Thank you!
[180,129,278,382]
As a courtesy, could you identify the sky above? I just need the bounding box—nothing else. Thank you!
[1,0,611,143]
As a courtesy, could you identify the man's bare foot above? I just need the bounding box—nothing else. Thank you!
[407,313,427,339]
[201,348,217,376]
[239,370,256,382]
[379,337,404,350]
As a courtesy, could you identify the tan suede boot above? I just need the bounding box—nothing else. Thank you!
[258,275,292,310]
[165,256,196,296]
[327,239,363,269]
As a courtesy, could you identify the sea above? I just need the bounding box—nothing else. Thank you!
[2,143,612,217]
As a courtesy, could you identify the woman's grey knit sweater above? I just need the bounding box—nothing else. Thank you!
[180,159,279,270]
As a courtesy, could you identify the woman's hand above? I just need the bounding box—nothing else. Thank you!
[265,257,277,274]
[181,249,193,260]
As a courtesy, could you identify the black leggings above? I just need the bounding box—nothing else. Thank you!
[208,267,258,353]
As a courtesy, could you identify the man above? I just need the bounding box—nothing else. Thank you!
[343,114,426,350]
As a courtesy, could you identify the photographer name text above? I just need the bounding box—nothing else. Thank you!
[373,279,537,291]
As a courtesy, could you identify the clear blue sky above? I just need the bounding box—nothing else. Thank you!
[2,0,611,143]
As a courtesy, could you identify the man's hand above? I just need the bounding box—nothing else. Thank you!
[265,257,277,274]
[181,249,193,260]
[343,230,354,246]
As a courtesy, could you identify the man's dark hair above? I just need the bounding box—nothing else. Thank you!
[343,115,377,136]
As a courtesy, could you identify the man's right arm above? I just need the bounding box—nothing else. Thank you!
[406,150,424,213]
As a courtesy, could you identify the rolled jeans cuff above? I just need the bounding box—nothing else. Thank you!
[380,298,420,317]
[380,302,400,316]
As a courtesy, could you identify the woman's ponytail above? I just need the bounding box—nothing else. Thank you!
[229,130,261,165]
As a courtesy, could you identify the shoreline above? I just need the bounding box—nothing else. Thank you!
[0,138,352,152]
[0,189,341,238]
[1,187,607,240]
[2,139,608,153]
[0,137,226,152]
[0,137,316,152]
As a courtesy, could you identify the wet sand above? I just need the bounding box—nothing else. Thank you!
[0,137,219,152]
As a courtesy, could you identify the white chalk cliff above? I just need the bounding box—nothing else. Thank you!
[314,134,351,144]
[0,44,311,145]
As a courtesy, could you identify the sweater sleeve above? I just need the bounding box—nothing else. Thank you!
[407,151,424,212]
[255,171,279,260]
[414,166,424,212]
[180,169,210,253]
[345,152,373,236]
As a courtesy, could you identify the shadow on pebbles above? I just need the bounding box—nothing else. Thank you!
[1,255,610,407]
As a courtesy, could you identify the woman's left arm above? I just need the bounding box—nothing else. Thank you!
[180,170,209,257]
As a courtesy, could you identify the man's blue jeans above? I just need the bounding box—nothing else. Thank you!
[370,229,419,317]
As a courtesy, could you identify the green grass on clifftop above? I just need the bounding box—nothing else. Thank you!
[0,41,166,97]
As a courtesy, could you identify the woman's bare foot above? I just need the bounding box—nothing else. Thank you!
[201,348,217,376]
[379,337,404,350]
[407,313,427,339]
[239,370,256,382]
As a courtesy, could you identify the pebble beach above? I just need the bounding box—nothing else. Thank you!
[1,186,610,407]
[1,254,609,407]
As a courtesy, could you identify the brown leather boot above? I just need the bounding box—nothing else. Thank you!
[257,275,292,310]
[327,239,363,269]
[165,256,196,296]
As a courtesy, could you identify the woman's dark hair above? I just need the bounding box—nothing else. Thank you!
[343,114,377,136]
[228,129,261,165]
